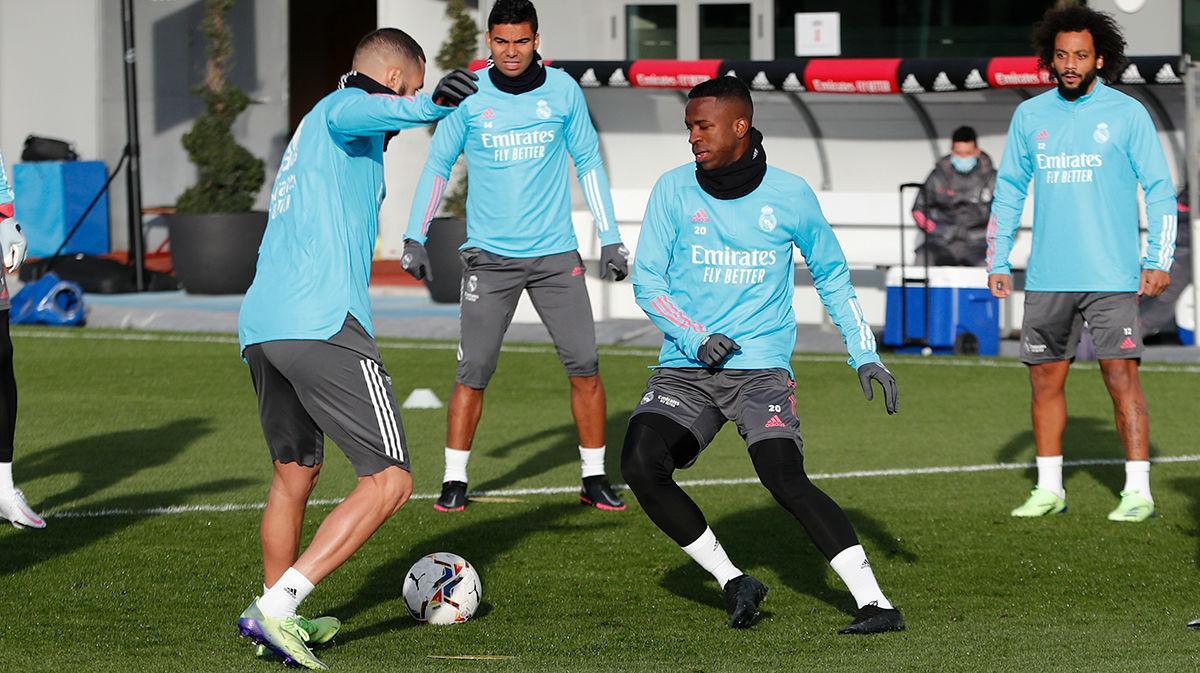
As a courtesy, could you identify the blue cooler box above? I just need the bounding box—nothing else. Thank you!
[1179,286,1195,346]
[12,160,110,258]
[883,266,999,355]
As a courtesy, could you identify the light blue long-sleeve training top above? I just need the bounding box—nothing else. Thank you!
[987,80,1177,291]
[405,66,621,257]
[634,163,880,376]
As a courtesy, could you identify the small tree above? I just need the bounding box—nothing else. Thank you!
[176,0,265,214]
[433,0,478,218]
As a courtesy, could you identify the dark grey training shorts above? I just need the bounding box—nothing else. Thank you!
[457,248,599,389]
[1020,291,1143,364]
[244,315,410,476]
[631,368,802,466]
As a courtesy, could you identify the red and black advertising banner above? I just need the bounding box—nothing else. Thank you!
[469,56,1184,93]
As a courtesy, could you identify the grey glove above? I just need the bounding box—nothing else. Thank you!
[697,333,739,368]
[0,218,27,273]
[400,239,432,281]
[857,362,899,415]
[433,68,479,107]
[599,243,629,281]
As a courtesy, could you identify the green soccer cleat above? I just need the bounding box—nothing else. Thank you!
[237,599,328,670]
[1010,487,1067,518]
[1107,490,1155,522]
[255,615,341,659]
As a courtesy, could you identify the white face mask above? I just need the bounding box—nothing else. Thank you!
[951,155,978,174]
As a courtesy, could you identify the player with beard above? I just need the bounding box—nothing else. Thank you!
[621,76,903,634]
[988,5,1176,522]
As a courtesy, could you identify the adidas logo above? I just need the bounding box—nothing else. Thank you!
[764,414,786,428]
[579,68,599,87]
[751,71,773,90]
[932,71,955,92]
[285,587,298,598]
[1120,336,1137,350]
[861,559,872,569]
[608,68,629,87]
[1036,129,1049,141]
[964,68,986,89]
[1155,62,1182,84]
[1120,64,1145,84]
[691,209,710,223]
[482,108,495,119]
[901,73,924,93]
[782,73,805,91]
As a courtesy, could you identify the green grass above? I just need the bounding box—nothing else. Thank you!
[1,328,1199,672]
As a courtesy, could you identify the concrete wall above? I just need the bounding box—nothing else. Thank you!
[1093,0,1182,57]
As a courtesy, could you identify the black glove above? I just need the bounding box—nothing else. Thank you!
[432,68,479,107]
[400,239,432,281]
[857,362,899,415]
[697,333,739,368]
[599,243,630,281]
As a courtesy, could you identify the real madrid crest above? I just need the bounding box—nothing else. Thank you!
[758,205,777,232]
[1093,122,1110,144]
[536,99,552,119]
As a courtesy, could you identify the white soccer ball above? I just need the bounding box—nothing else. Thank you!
[402,552,482,625]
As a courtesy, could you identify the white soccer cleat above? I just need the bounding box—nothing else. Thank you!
[0,488,46,529]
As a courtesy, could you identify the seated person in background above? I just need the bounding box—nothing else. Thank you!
[911,125,996,266]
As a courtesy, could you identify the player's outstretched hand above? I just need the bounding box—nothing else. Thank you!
[0,218,27,273]
[857,362,898,415]
[400,239,432,281]
[697,333,739,368]
[433,68,479,107]
[600,243,630,281]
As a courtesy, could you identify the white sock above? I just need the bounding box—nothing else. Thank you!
[443,448,470,484]
[681,527,742,588]
[829,545,893,609]
[0,462,12,492]
[580,446,606,479]
[1123,460,1152,502]
[258,567,314,618]
[1036,455,1064,498]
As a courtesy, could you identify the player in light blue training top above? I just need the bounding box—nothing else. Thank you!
[401,0,629,514]
[0,147,38,530]
[988,5,1176,523]
[235,29,477,669]
[621,76,904,636]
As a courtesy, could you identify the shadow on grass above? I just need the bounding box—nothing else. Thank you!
[1167,476,1200,566]
[472,412,632,493]
[994,416,1154,494]
[0,418,254,576]
[659,503,917,619]
[328,501,615,644]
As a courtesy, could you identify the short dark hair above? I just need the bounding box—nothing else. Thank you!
[687,76,754,119]
[354,28,425,66]
[488,0,538,33]
[951,126,977,144]
[1032,3,1127,82]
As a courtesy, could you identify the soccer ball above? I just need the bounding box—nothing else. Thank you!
[402,552,482,625]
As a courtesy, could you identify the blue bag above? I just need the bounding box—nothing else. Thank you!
[10,272,85,326]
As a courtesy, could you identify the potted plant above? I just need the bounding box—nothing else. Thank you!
[168,0,266,295]
[424,0,477,303]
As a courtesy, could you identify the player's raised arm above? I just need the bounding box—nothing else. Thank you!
[563,81,627,280]
[632,177,709,360]
[327,90,455,137]
[1128,106,1178,282]
[403,109,469,246]
[986,109,1034,296]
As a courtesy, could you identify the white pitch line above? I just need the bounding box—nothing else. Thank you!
[13,328,1200,373]
[43,454,1200,520]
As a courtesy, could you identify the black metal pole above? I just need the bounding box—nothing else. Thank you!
[121,0,147,291]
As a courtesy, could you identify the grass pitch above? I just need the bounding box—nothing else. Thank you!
[1,328,1199,672]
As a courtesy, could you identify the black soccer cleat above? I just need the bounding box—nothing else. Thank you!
[723,574,768,629]
[580,476,626,511]
[433,481,468,512]
[838,603,905,635]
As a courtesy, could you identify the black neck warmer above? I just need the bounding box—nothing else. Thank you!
[488,52,547,94]
[339,71,399,148]
[695,128,768,200]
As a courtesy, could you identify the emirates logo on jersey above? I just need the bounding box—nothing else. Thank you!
[691,209,710,223]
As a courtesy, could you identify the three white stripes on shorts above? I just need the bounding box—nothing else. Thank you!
[359,359,405,462]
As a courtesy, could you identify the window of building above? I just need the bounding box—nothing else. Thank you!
[627,5,679,58]
[774,0,1058,59]
[699,4,752,59]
